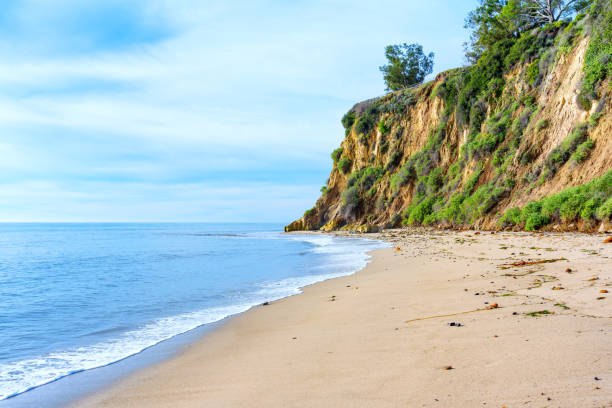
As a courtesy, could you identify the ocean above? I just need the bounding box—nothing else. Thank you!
[0,223,385,403]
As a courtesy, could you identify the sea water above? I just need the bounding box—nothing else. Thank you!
[0,223,386,401]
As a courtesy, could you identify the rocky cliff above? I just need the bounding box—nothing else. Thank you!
[286,1,612,233]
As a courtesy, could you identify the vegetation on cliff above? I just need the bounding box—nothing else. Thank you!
[286,0,611,233]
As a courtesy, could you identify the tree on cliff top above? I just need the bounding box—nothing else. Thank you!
[464,0,592,63]
[379,43,434,91]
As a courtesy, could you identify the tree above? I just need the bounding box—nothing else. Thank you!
[464,0,530,64]
[464,0,593,63]
[379,43,434,91]
[522,0,591,24]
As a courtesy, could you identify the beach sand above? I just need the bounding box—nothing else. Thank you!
[73,229,611,407]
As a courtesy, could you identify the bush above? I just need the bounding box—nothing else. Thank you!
[385,151,402,172]
[347,167,384,192]
[597,197,612,219]
[513,107,534,136]
[464,163,483,193]
[354,105,379,136]
[571,138,595,163]
[580,197,602,219]
[462,183,507,222]
[355,115,375,135]
[589,112,604,127]
[525,213,550,231]
[468,133,502,160]
[378,119,390,135]
[581,0,612,101]
[380,90,416,114]
[535,118,549,133]
[331,147,343,163]
[544,123,588,176]
[389,127,446,193]
[425,168,443,194]
[337,157,352,174]
[341,111,356,129]
[405,196,436,225]
[500,169,612,229]
[499,207,521,226]
[526,59,540,86]
[341,186,361,210]
[303,208,316,217]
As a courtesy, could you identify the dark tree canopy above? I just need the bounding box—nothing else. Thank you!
[379,43,434,91]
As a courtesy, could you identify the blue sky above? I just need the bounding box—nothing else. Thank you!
[0,0,478,222]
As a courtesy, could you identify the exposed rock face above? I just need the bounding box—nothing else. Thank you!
[287,6,611,233]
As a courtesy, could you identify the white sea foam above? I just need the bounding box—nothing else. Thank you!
[0,303,253,400]
[0,234,386,401]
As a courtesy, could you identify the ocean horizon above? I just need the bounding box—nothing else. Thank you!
[0,223,386,403]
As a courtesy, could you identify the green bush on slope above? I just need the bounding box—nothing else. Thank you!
[499,170,612,230]
[578,0,612,110]
[337,157,352,174]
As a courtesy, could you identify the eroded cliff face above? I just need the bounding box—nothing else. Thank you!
[286,6,611,233]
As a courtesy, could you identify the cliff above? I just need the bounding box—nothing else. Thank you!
[286,1,612,233]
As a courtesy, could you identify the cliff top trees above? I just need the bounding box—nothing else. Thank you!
[464,0,592,63]
[379,43,434,91]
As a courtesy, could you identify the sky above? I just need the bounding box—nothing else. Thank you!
[0,0,478,222]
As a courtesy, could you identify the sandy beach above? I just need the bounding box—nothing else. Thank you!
[73,229,611,408]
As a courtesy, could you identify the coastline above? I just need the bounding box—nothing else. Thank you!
[74,229,611,407]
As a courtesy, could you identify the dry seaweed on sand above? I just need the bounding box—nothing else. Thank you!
[499,258,566,269]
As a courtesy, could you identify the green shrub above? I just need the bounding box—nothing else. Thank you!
[589,112,604,127]
[597,197,612,219]
[378,119,390,135]
[525,213,550,231]
[580,0,612,103]
[468,133,501,160]
[513,107,534,137]
[559,191,588,221]
[347,167,384,192]
[354,106,378,135]
[438,193,467,224]
[337,157,352,174]
[303,208,316,217]
[499,207,521,226]
[389,128,446,193]
[341,111,356,129]
[526,59,540,86]
[320,186,328,194]
[544,123,588,176]
[425,168,443,194]
[462,183,507,221]
[341,186,361,209]
[571,138,595,163]
[535,118,549,133]
[576,92,592,110]
[385,151,402,172]
[580,197,602,219]
[380,90,416,114]
[464,164,483,193]
[405,196,436,225]
[331,147,343,163]
[502,169,612,229]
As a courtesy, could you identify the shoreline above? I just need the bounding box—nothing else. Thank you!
[0,232,385,408]
[73,229,610,407]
